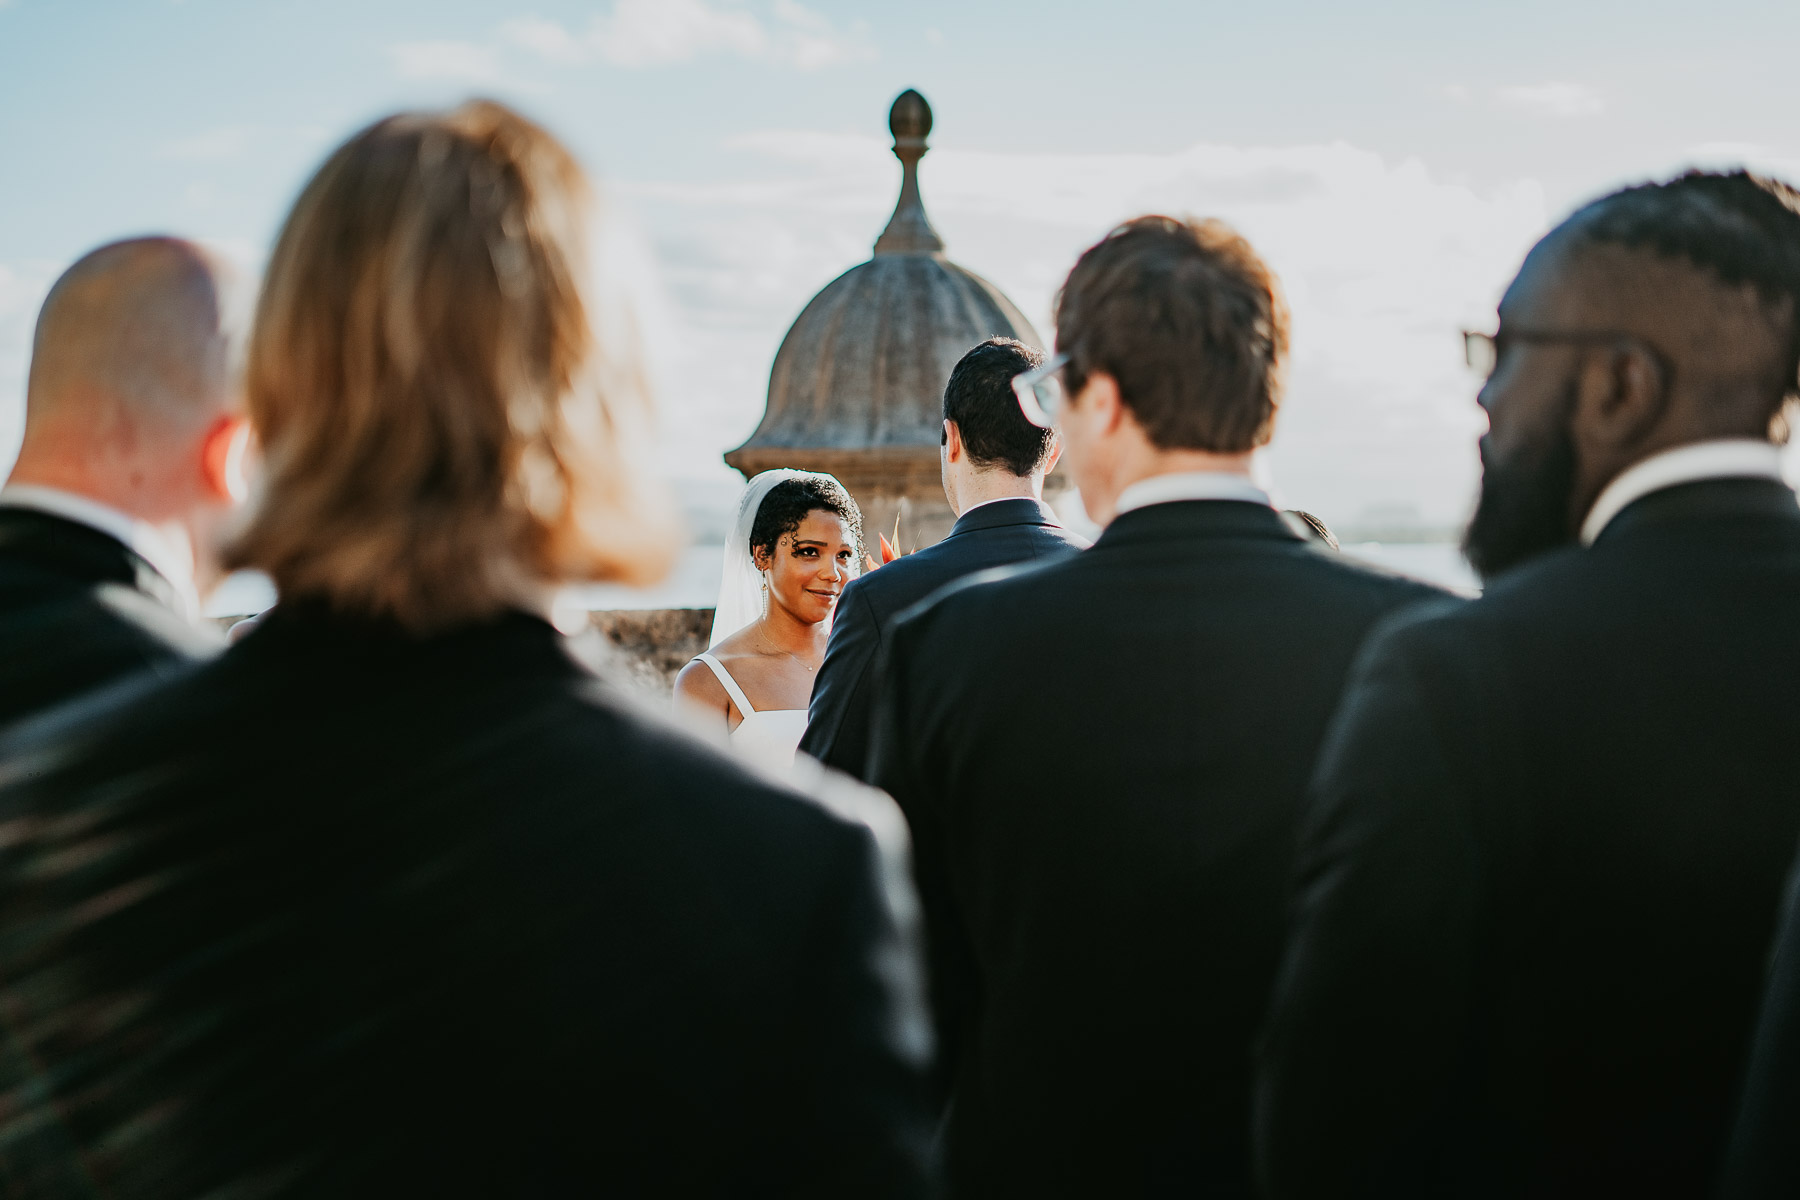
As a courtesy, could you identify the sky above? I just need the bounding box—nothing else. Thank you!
[5,0,1800,534]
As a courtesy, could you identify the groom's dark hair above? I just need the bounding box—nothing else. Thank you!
[942,337,1056,477]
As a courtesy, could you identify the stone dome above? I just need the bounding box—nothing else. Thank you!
[725,90,1045,545]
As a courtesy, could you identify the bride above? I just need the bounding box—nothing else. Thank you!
[674,470,863,773]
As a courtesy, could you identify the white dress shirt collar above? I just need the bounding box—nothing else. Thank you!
[0,484,200,618]
[1113,470,1272,518]
[1579,439,1788,546]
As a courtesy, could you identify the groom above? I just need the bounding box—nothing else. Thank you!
[798,337,1086,781]
[868,217,1450,1196]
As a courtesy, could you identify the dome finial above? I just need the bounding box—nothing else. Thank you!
[873,89,945,256]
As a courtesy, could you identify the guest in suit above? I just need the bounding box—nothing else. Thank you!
[800,337,1087,780]
[0,100,935,1198]
[1255,170,1800,1199]
[868,216,1446,1196]
[0,236,247,727]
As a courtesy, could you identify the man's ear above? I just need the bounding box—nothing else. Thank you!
[1574,344,1668,456]
[943,419,963,463]
[1083,371,1126,434]
[200,414,252,504]
[1042,433,1064,475]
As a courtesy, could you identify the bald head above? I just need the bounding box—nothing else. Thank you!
[25,237,242,447]
[9,237,249,542]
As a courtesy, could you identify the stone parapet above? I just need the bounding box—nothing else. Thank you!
[579,607,713,698]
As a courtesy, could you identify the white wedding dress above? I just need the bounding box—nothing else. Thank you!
[692,652,809,775]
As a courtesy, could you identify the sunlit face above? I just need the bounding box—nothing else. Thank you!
[1464,242,1584,579]
[754,508,856,626]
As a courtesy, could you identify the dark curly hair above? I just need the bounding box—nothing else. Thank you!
[1562,169,1800,418]
[942,338,1055,476]
[749,476,864,564]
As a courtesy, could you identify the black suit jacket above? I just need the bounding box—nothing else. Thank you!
[1720,847,1800,1200]
[0,505,217,728]
[800,497,1086,780]
[0,603,936,1198]
[867,500,1446,1197]
[1257,477,1800,1199]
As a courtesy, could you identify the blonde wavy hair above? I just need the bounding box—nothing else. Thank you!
[228,100,675,631]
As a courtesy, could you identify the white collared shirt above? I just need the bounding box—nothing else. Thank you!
[0,484,200,619]
[1579,439,1788,546]
[1113,470,1272,517]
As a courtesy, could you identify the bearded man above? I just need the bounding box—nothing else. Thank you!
[1255,170,1800,1198]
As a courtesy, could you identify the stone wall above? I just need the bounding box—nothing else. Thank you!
[578,608,713,699]
[211,607,715,703]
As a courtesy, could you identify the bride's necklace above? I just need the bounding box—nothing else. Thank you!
[758,629,817,673]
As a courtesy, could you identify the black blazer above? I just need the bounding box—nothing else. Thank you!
[0,603,936,1198]
[1256,477,1800,1199]
[800,497,1086,780]
[0,505,217,728]
[867,500,1446,1197]
[1716,848,1800,1200]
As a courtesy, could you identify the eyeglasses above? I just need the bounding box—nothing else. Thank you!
[1013,352,1069,429]
[1463,328,1672,381]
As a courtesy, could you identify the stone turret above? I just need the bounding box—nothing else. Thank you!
[725,89,1045,549]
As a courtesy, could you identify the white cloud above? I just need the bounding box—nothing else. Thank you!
[391,39,510,86]
[501,15,590,64]
[157,126,252,161]
[503,0,870,71]
[1496,82,1605,118]
[627,135,1550,527]
[591,0,764,66]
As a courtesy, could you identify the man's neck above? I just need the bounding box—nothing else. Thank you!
[6,454,153,518]
[1092,448,1256,523]
[952,469,1041,516]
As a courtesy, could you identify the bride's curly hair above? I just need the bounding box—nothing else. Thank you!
[749,476,864,566]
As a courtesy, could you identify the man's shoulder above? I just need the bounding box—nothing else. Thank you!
[0,526,218,658]
[1017,518,1091,553]
[1344,550,1589,686]
[1374,543,1600,653]
[1304,544,1463,611]
[540,677,888,856]
[0,642,876,888]
[0,651,215,799]
[847,520,1073,618]
[0,578,217,731]
[888,552,1074,643]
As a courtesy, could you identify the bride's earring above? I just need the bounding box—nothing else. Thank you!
[760,571,770,615]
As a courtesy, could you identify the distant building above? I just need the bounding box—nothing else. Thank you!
[726,89,1048,550]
